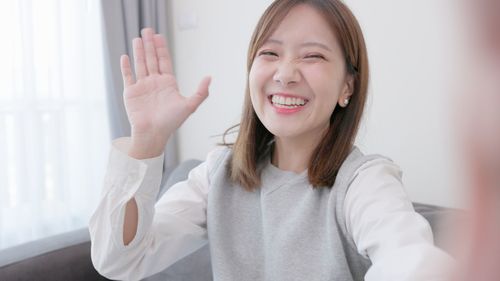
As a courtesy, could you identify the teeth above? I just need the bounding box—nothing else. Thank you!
[271,95,306,106]
[279,96,285,105]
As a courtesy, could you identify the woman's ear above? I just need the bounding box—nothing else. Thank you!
[338,75,354,108]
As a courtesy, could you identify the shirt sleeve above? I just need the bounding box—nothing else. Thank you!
[89,137,223,281]
[344,158,456,281]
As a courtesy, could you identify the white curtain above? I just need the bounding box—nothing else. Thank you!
[0,0,110,249]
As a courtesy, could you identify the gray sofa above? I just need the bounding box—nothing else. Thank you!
[0,160,461,281]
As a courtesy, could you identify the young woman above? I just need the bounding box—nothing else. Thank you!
[89,0,453,280]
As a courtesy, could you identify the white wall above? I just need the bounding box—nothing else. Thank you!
[166,0,272,160]
[166,0,465,207]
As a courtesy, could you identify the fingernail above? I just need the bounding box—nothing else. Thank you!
[141,28,154,37]
[132,37,141,47]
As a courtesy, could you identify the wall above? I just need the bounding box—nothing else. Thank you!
[166,0,465,207]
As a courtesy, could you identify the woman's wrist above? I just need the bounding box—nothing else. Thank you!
[128,137,168,160]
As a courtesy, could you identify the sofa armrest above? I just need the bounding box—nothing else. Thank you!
[0,228,109,281]
[413,202,466,255]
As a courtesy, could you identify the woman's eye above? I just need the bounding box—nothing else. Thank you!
[305,54,325,60]
[259,51,278,57]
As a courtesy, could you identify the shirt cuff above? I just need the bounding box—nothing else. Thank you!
[101,137,165,200]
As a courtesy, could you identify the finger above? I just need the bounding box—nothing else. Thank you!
[132,38,147,79]
[186,76,212,113]
[120,55,135,86]
[141,28,159,75]
[153,34,174,74]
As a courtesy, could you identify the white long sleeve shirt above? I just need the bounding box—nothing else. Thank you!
[89,137,454,280]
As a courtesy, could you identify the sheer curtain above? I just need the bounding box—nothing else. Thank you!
[0,0,110,249]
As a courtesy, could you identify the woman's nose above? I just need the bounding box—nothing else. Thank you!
[273,60,300,86]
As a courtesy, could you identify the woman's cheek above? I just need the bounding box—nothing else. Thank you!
[248,71,264,114]
[249,64,270,99]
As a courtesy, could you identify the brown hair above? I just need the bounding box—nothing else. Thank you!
[224,0,369,191]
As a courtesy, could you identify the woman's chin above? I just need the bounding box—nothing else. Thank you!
[263,125,305,140]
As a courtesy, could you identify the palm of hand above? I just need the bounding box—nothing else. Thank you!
[120,28,210,158]
[124,74,185,135]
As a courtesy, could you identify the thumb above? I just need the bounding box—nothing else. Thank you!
[186,76,211,113]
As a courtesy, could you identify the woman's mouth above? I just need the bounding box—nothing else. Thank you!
[269,94,308,107]
[268,94,309,114]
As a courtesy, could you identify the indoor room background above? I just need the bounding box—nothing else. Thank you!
[167,0,464,208]
[0,0,465,251]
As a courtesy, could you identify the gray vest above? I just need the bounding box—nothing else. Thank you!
[207,147,383,281]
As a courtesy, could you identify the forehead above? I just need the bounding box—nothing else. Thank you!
[264,4,339,48]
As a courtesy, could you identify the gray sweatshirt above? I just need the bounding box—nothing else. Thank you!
[207,147,376,281]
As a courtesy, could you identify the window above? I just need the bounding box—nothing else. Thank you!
[0,0,110,249]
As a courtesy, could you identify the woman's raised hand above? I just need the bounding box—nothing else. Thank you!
[120,28,211,159]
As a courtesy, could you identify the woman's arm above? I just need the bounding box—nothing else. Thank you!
[88,26,214,280]
[344,158,455,281]
[118,26,211,247]
[89,138,223,280]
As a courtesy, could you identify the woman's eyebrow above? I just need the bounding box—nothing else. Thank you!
[300,42,332,52]
[265,38,332,52]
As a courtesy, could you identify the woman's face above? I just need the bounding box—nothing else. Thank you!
[249,4,352,141]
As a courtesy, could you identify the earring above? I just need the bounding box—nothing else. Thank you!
[344,98,349,106]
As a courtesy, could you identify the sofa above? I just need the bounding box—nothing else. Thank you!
[0,159,462,281]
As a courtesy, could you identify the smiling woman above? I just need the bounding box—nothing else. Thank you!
[238,1,366,187]
[0,0,110,249]
[89,0,454,280]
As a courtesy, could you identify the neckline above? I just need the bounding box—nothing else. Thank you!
[259,155,309,195]
[266,159,308,178]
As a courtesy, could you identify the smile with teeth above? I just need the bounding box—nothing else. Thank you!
[270,94,308,108]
